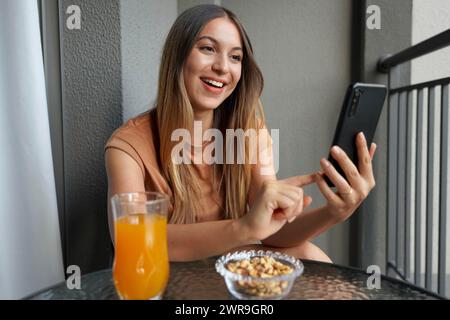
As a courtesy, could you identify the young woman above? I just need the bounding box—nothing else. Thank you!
[105,5,376,263]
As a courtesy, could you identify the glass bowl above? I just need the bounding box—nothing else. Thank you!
[215,250,304,300]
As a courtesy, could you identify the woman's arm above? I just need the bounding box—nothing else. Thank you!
[167,219,254,261]
[105,148,146,242]
[106,148,306,261]
[261,205,340,247]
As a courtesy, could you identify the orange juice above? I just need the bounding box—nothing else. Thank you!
[113,213,169,300]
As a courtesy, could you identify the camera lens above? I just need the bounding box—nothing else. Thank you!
[350,103,356,116]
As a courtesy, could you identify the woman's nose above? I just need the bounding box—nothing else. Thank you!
[212,55,229,74]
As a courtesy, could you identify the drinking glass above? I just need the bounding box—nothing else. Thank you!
[111,192,169,300]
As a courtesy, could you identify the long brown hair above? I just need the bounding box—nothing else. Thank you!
[156,4,265,223]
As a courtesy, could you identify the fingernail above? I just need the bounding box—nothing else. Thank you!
[332,146,341,156]
[320,158,331,168]
[359,132,365,140]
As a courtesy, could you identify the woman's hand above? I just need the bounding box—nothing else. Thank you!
[316,132,377,222]
[239,179,314,241]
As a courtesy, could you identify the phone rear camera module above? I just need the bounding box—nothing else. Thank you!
[349,93,360,117]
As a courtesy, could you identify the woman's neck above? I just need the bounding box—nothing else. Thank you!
[193,110,214,132]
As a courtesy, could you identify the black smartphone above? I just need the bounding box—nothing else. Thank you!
[325,83,387,187]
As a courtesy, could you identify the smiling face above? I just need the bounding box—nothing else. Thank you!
[183,17,243,114]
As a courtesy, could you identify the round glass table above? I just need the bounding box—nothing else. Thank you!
[27,258,445,300]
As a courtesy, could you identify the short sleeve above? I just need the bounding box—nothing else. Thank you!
[105,135,146,178]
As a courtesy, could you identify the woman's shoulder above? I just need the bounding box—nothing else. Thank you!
[106,111,156,147]
[111,111,152,139]
[104,110,159,165]
[105,110,160,177]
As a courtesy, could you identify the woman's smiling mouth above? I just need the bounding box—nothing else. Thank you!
[200,77,227,93]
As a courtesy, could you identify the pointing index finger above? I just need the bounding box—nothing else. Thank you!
[280,174,316,187]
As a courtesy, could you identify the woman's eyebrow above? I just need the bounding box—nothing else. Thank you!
[196,35,243,51]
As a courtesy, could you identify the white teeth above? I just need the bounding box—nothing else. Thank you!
[203,78,224,88]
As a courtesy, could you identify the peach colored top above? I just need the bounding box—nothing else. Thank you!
[105,111,225,223]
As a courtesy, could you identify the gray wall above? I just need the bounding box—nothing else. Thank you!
[412,0,450,84]
[121,0,178,121]
[178,0,222,16]
[60,0,122,271]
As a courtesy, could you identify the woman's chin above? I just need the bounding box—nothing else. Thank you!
[192,103,222,113]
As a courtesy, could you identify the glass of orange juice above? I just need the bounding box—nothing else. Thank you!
[111,192,169,300]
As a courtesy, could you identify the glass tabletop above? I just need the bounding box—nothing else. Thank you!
[27,258,445,300]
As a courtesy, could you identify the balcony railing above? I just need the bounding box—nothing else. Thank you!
[378,29,450,297]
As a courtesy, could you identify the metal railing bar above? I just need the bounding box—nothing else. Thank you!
[378,29,450,73]
[414,89,424,287]
[387,261,409,282]
[397,92,407,274]
[389,77,450,95]
[425,87,436,291]
[388,92,399,266]
[405,90,413,281]
[438,84,449,296]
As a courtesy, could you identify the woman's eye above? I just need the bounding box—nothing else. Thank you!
[200,46,214,53]
[231,55,242,62]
